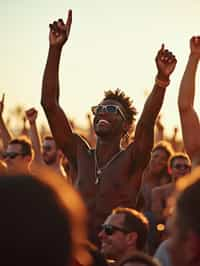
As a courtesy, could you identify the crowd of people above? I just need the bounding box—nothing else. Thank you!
[1,9,200,266]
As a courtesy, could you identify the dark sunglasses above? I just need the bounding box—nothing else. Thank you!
[101,224,128,236]
[173,164,191,170]
[91,104,126,120]
[42,145,53,152]
[2,152,25,159]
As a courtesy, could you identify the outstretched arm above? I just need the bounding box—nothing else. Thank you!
[0,94,12,149]
[41,10,78,167]
[25,108,42,163]
[133,45,177,166]
[178,36,200,162]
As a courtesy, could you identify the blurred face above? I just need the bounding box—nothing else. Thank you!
[92,99,127,138]
[42,139,58,165]
[170,158,191,181]
[149,148,169,175]
[98,213,129,260]
[3,143,28,173]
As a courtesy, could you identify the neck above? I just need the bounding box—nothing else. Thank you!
[95,139,121,167]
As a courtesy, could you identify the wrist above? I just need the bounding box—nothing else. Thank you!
[189,52,200,61]
[155,75,170,88]
[49,45,63,54]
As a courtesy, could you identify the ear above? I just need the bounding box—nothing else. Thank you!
[122,121,130,134]
[126,232,138,247]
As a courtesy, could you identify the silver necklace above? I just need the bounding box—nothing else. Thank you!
[94,149,122,185]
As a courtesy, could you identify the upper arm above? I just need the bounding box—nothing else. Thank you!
[179,107,200,160]
[130,120,154,168]
[42,103,78,165]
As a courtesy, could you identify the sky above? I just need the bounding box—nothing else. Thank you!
[1,0,200,138]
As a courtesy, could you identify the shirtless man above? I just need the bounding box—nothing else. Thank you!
[41,10,177,243]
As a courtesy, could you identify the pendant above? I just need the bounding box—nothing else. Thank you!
[95,176,100,185]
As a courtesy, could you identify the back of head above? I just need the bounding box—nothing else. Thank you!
[0,174,72,266]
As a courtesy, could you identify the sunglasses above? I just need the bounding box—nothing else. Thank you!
[173,164,191,170]
[91,104,126,120]
[101,224,128,236]
[2,152,25,159]
[42,145,53,152]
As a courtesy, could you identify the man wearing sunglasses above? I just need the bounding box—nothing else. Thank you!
[98,207,149,263]
[25,108,68,180]
[3,138,33,174]
[152,152,191,225]
[41,10,177,244]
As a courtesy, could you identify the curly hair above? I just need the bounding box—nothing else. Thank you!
[103,89,137,125]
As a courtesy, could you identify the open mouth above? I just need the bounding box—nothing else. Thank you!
[96,119,110,126]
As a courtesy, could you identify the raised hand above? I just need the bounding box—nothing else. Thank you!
[49,9,72,48]
[190,36,200,58]
[0,94,5,116]
[25,108,38,125]
[156,44,177,81]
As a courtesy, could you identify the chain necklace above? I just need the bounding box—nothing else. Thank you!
[94,149,123,185]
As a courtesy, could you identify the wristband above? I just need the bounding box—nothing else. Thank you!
[155,77,170,88]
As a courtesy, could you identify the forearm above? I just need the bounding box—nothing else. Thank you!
[41,46,62,108]
[178,53,199,111]
[29,123,42,161]
[0,116,12,149]
[138,79,168,129]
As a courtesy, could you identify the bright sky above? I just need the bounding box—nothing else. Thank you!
[1,0,200,138]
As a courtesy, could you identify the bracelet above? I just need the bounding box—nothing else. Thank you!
[155,77,170,88]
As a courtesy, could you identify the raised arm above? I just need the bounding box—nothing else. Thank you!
[25,108,42,163]
[0,94,12,149]
[41,10,78,166]
[178,36,200,162]
[134,45,177,164]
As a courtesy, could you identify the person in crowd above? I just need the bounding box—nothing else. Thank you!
[98,207,149,264]
[41,9,177,244]
[138,141,174,213]
[2,137,33,174]
[169,166,200,266]
[25,108,69,181]
[151,152,191,224]
[0,170,90,266]
[137,141,174,255]
[178,36,200,167]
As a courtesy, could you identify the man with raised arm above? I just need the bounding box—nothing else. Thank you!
[25,108,68,180]
[178,36,200,167]
[41,9,177,244]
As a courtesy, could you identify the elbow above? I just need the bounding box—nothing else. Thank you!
[41,94,56,112]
